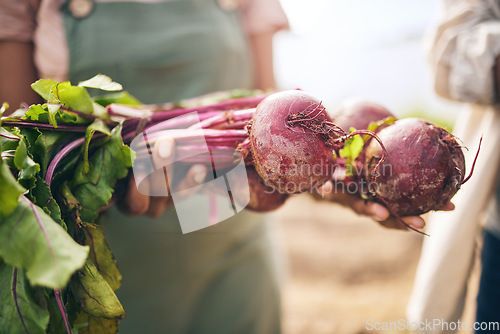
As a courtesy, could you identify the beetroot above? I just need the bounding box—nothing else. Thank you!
[333,98,397,131]
[362,118,465,216]
[248,90,338,193]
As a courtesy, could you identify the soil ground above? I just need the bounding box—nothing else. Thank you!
[272,195,479,334]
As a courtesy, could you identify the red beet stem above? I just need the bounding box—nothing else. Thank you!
[346,129,387,182]
[189,109,255,130]
[460,136,482,185]
[1,120,88,132]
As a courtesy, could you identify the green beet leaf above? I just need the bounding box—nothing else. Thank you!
[0,196,89,289]
[339,128,364,176]
[30,175,65,228]
[83,224,122,291]
[24,128,71,177]
[0,263,50,334]
[0,102,8,116]
[93,91,142,107]
[25,104,49,122]
[24,103,60,128]
[73,312,120,334]
[14,136,41,189]
[82,119,112,174]
[46,103,61,128]
[31,78,58,102]
[70,124,134,223]
[0,162,26,219]
[70,260,125,319]
[366,116,396,134]
[78,74,123,92]
[24,103,90,127]
[53,82,94,114]
[339,132,364,161]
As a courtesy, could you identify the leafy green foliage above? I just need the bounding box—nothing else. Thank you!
[93,91,142,107]
[0,162,26,219]
[339,128,364,176]
[0,102,8,116]
[78,74,123,92]
[0,76,138,332]
[14,136,41,188]
[82,119,111,174]
[82,224,122,291]
[69,260,125,319]
[0,263,50,334]
[24,129,70,177]
[73,313,120,334]
[25,103,91,127]
[31,79,58,102]
[70,124,133,223]
[339,117,396,176]
[0,196,89,289]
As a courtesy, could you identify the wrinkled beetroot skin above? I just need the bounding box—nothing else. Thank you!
[249,90,336,194]
[333,98,396,132]
[363,118,465,216]
[245,166,289,212]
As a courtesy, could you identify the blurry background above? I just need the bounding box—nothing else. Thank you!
[275,0,456,127]
[270,1,477,333]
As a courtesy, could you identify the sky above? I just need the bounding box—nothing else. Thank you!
[274,0,459,126]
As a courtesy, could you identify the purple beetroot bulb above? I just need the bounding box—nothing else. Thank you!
[363,118,465,216]
[249,90,337,194]
[333,98,396,132]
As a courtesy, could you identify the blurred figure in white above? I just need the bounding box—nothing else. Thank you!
[407,1,500,333]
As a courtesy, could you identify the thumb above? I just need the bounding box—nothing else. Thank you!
[153,136,175,170]
[173,164,208,200]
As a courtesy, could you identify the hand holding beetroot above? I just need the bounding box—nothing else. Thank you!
[120,89,475,231]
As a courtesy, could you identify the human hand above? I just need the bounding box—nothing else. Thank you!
[118,137,208,218]
[315,181,455,232]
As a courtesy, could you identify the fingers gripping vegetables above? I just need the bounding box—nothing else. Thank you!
[245,166,289,212]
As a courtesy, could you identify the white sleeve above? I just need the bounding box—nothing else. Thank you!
[407,1,500,331]
[426,0,500,104]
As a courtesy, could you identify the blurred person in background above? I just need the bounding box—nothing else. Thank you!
[407,0,500,332]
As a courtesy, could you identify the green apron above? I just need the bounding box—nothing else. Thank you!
[62,1,281,333]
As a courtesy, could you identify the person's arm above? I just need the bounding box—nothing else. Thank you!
[0,41,42,113]
[0,0,43,114]
[249,32,277,90]
[121,3,287,217]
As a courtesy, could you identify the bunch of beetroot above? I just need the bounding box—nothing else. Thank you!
[4,82,474,225]
[113,89,474,226]
[236,91,475,233]
[330,99,472,219]
[0,78,477,333]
